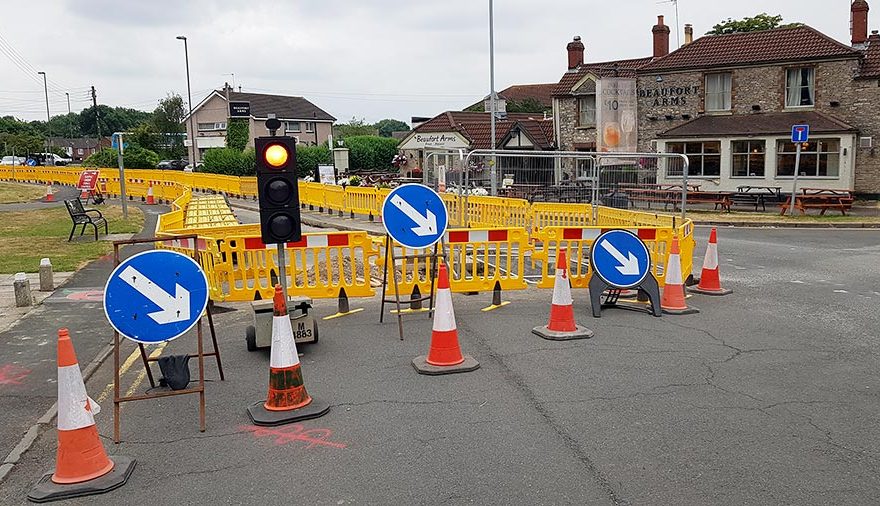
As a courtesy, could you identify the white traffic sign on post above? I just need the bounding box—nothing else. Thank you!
[381,184,448,249]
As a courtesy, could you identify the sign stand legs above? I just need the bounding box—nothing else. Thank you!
[379,235,441,340]
[588,274,661,318]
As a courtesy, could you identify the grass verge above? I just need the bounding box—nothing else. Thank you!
[0,182,47,203]
[0,205,144,273]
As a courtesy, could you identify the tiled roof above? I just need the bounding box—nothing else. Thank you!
[640,26,860,72]
[858,33,880,78]
[412,111,554,150]
[552,57,654,96]
[200,91,335,121]
[657,111,857,138]
[465,83,556,110]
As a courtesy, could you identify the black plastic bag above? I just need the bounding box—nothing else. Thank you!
[157,354,191,390]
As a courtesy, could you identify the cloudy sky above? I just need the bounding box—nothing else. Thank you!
[0,0,864,126]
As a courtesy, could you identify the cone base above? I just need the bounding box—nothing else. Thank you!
[28,455,136,504]
[688,286,732,296]
[661,306,700,315]
[531,325,594,341]
[412,355,479,376]
[247,398,330,427]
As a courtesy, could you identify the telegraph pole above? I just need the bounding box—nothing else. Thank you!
[91,86,101,139]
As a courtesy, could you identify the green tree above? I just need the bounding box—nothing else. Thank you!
[150,93,187,159]
[83,146,160,169]
[333,117,377,139]
[295,145,332,178]
[506,98,549,114]
[226,119,249,151]
[343,135,399,172]
[373,119,409,138]
[78,105,151,137]
[707,13,802,35]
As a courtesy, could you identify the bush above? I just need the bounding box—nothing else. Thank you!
[201,147,256,176]
[83,146,160,169]
[226,119,249,151]
[295,145,331,178]
[344,136,399,172]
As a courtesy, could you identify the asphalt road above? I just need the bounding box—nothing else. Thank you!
[1,226,879,505]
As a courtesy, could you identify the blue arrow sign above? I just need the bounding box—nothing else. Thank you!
[791,124,810,143]
[590,229,651,289]
[381,184,448,249]
[103,250,209,344]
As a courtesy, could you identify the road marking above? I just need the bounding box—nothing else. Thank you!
[833,290,849,294]
[95,343,167,403]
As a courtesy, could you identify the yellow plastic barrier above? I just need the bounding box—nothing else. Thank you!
[209,231,380,301]
[324,185,345,214]
[529,202,593,233]
[345,186,378,217]
[465,196,530,229]
[445,228,529,293]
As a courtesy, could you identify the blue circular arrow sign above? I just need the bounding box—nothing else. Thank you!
[381,184,448,249]
[103,250,209,344]
[590,229,652,289]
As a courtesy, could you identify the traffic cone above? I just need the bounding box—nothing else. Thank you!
[689,228,732,296]
[247,284,329,426]
[145,182,155,205]
[45,184,54,202]
[79,188,89,200]
[412,262,480,375]
[532,248,594,340]
[28,329,135,502]
[661,237,699,315]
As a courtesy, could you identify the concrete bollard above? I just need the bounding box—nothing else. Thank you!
[39,258,54,291]
[13,272,32,307]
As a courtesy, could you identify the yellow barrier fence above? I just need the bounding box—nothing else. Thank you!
[529,202,593,233]
[345,186,378,218]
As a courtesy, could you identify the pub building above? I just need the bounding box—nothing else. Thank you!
[554,1,880,197]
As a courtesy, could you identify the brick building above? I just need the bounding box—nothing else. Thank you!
[554,1,880,195]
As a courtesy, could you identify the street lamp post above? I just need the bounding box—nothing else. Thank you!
[177,36,198,168]
[38,71,51,165]
[65,92,72,138]
[488,0,497,196]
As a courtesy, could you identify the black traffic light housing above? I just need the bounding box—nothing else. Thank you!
[255,136,302,245]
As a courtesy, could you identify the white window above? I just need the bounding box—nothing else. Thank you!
[286,121,301,133]
[785,67,815,107]
[577,96,596,127]
[666,141,721,177]
[305,122,315,133]
[197,122,226,131]
[731,140,765,177]
[77,148,84,155]
[705,73,731,111]
[776,139,839,177]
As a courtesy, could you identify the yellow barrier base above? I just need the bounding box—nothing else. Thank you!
[322,307,365,320]
[390,307,430,315]
[481,301,511,312]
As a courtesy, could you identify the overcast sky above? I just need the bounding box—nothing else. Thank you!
[0,0,864,126]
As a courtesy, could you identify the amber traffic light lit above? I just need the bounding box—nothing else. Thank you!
[264,144,289,168]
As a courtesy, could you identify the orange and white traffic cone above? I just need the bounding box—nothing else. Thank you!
[689,228,732,296]
[532,248,593,340]
[247,285,329,426]
[145,182,155,205]
[45,184,54,202]
[661,237,699,315]
[412,262,480,374]
[79,188,89,200]
[28,329,135,502]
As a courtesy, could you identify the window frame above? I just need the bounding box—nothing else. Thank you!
[704,72,732,112]
[730,140,766,178]
[197,121,227,132]
[305,122,315,133]
[576,95,596,128]
[665,140,722,178]
[775,138,841,178]
[286,121,301,133]
[784,67,816,108]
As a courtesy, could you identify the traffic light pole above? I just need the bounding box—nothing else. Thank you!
[276,243,288,302]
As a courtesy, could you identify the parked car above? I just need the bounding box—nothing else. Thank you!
[27,153,71,166]
[157,159,188,170]
[184,162,204,172]
[0,156,27,166]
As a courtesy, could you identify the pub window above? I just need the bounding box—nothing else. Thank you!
[776,138,840,177]
[286,121,301,133]
[731,140,766,177]
[785,67,815,107]
[577,96,596,127]
[705,73,732,111]
[666,141,721,177]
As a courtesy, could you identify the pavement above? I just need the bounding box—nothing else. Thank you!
[0,272,74,334]
[0,222,877,504]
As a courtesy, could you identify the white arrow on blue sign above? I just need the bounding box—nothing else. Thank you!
[103,250,209,344]
[381,184,449,249]
[791,124,810,143]
[590,229,651,289]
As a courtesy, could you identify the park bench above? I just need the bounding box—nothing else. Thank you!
[778,188,855,216]
[64,198,108,241]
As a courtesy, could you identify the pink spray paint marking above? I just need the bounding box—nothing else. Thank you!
[0,364,30,385]
[240,424,347,449]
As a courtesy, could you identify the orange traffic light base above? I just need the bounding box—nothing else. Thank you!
[28,455,136,503]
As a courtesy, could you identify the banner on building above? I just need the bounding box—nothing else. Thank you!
[596,78,638,158]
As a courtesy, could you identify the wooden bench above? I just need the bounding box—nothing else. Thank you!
[65,199,108,241]
[778,188,854,216]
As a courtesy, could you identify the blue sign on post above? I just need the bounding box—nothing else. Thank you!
[381,184,448,249]
[104,250,209,344]
[792,124,810,143]
[590,230,651,289]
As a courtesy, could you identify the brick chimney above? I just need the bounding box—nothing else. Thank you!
[653,15,670,58]
[852,0,870,46]
[567,36,584,70]
[684,24,694,45]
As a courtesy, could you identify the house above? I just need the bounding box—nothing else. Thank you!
[47,137,110,162]
[466,83,557,113]
[183,86,336,160]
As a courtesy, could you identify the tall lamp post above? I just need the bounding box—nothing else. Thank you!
[177,35,198,167]
[488,0,497,196]
[38,71,51,165]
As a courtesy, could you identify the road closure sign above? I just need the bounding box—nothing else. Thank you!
[590,229,651,289]
[77,170,99,191]
[104,250,209,344]
[381,184,448,249]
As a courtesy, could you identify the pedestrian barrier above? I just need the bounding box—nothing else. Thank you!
[345,186,378,219]
[445,227,529,294]
[529,202,593,233]
[465,196,530,229]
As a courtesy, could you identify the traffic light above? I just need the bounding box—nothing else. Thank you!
[256,136,301,245]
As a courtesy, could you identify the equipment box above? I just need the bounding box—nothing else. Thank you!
[245,295,318,351]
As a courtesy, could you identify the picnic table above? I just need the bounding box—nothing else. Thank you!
[732,186,784,212]
[618,184,704,210]
[778,188,855,216]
